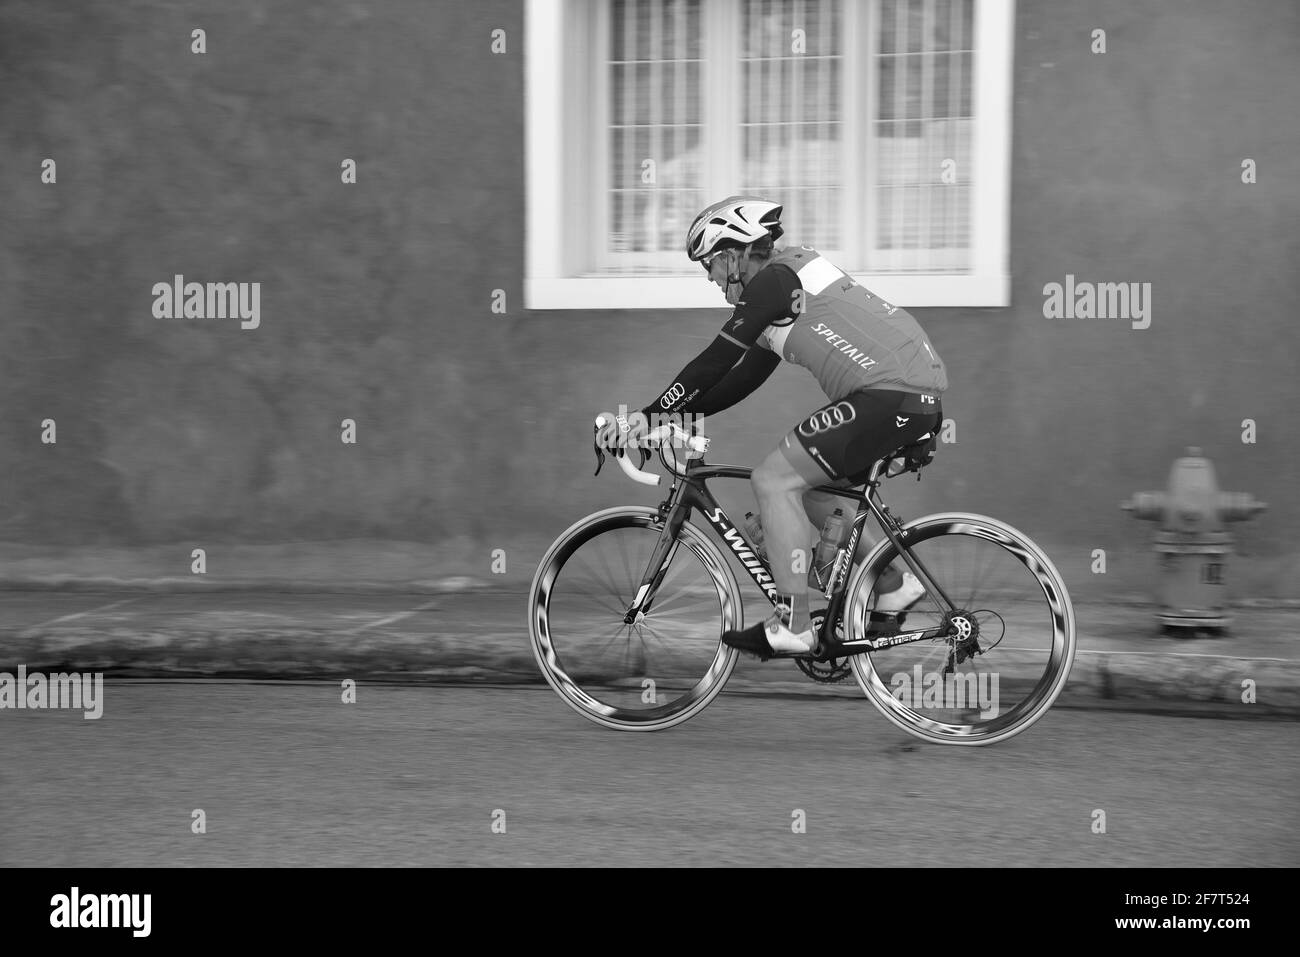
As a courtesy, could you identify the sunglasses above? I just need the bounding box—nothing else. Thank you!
[701,250,728,274]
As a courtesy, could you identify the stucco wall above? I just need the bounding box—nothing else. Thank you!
[1,0,1296,593]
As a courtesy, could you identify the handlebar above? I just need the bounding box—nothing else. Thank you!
[594,416,710,486]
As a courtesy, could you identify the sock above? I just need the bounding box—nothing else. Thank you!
[772,591,809,632]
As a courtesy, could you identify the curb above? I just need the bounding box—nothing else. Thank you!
[2,584,1297,718]
[6,637,1299,718]
[1062,648,1300,713]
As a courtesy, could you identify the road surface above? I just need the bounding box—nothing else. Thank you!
[1,682,1295,867]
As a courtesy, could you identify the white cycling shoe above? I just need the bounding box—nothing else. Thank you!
[873,571,926,613]
[764,616,816,653]
[721,615,815,661]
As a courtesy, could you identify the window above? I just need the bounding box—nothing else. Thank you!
[527,0,1013,308]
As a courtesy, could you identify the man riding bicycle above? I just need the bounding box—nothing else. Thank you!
[602,195,947,660]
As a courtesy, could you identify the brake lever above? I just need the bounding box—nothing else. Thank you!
[592,420,650,477]
[593,424,607,476]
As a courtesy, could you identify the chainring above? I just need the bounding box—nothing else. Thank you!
[793,609,854,684]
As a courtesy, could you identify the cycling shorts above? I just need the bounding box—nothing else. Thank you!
[778,388,943,487]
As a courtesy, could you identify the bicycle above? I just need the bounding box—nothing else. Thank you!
[528,417,1076,745]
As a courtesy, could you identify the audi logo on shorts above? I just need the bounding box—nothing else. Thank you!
[660,383,686,408]
[797,401,856,437]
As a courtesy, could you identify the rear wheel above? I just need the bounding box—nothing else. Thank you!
[845,513,1076,746]
[529,506,741,731]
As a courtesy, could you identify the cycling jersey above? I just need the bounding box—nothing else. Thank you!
[745,245,947,400]
[645,245,947,419]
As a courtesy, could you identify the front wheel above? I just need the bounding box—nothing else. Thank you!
[845,513,1076,746]
[529,506,742,731]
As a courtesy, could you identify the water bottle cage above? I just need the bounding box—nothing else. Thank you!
[809,546,849,597]
[823,547,850,599]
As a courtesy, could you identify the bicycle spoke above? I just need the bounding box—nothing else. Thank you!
[566,549,620,595]
[589,621,633,657]
[615,533,638,595]
[642,544,698,601]
[567,552,632,614]
[640,567,693,611]
[634,621,707,670]
[558,571,628,620]
[646,593,725,619]
[591,542,635,599]
[644,575,721,615]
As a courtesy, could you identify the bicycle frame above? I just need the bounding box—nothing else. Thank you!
[623,451,959,657]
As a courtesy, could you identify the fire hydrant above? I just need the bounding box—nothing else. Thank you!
[1121,447,1266,632]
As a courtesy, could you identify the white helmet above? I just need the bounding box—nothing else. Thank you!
[685,195,784,262]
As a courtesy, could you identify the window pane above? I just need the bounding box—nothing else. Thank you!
[738,0,844,250]
[607,0,705,255]
[598,0,983,274]
[612,0,703,61]
[609,131,704,252]
[611,62,702,125]
[872,0,973,265]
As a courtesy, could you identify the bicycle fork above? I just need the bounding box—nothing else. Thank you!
[622,483,690,623]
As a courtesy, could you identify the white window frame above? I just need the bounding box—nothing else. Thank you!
[526,0,1014,309]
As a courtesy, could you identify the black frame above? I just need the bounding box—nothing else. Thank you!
[623,447,958,660]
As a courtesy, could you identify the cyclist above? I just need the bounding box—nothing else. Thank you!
[603,195,946,660]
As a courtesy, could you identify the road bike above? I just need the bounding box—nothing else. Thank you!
[528,418,1076,745]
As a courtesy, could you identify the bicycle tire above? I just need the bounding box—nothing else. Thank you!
[845,512,1076,746]
[529,506,742,731]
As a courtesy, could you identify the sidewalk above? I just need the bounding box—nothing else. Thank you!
[1,541,1297,717]
[0,540,500,594]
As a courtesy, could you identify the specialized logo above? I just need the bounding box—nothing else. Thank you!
[703,508,780,603]
[660,382,686,408]
[808,321,877,370]
[895,415,910,427]
[798,401,856,437]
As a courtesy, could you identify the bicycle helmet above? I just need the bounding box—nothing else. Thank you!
[685,195,784,262]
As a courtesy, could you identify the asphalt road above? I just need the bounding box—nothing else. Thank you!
[1,682,1295,867]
